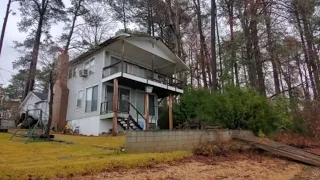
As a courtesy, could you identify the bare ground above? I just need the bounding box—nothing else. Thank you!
[72,153,318,180]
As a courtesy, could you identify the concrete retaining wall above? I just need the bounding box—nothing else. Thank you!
[125,130,253,153]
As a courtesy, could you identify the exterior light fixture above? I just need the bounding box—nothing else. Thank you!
[145,86,153,93]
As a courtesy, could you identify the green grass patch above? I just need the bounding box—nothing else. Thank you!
[0,133,191,180]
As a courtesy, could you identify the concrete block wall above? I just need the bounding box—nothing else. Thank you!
[125,130,253,153]
[0,120,15,127]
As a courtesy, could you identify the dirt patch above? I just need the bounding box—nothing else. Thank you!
[293,166,320,180]
[73,154,302,180]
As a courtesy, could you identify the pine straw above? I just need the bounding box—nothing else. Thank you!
[193,140,253,157]
[274,132,320,149]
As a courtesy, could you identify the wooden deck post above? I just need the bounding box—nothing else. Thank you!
[169,93,173,130]
[112,78,118,135]
[144,92,150,130]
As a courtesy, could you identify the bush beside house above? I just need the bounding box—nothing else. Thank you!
[159,86,290,136]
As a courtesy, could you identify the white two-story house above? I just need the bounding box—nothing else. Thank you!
[66,34,188,136]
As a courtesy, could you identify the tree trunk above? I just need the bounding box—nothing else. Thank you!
[65,0,83,52]
[216,16,223,90]
[0,0,11,56]
[239,3,257,89]
[45,71,54,136]
[228,0,238,87]
[301,12,320,98]
[193,0,208,87]
[211,0,217,90]
[24,14,44,99]
[295,11,317,98]
[263,0,280,95]
[250,2,266,96]
[296,53,310,100]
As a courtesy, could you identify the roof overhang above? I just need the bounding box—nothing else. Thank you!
[70,34,189,73]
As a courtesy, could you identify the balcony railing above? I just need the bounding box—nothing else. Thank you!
[102,61,183,89]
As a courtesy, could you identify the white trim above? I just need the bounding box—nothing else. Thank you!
[103,50,107,67]
[123,73,148,83]
[19,92,41,109]
[102,72,121,82]
[176,88,184,93]
[168,86,176,91]
[148,80,167,89]
[100,113,113,119]
[85,84,99,113]
[121,73,183,94]
[83,57,96,75]
[76,89,84,108]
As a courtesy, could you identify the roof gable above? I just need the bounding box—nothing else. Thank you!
[32,92,48,100]
[124,38,174,63]
[69,34,189,71]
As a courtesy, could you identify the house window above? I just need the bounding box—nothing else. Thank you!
[77,90,83,108]
[68,67,77,79]
[85,85,98,112]
[85,58,95,75]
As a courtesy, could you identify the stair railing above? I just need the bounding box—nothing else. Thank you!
[100,100,145,130]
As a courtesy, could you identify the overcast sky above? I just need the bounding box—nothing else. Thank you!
[0,0,129,87]
[0,1,23,86]
[0,0,72,87]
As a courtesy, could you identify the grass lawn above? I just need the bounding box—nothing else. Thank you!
[0,133,191,180]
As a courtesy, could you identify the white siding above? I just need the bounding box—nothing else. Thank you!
[19,93,49,121]
[36,101,49,121]
[20,93,41,113]
[68,116,100,136]
[99,119,113,134]
[66,51,106,121]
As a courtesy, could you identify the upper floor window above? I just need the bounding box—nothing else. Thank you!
[85,58,95,75]
[68,67,77,79]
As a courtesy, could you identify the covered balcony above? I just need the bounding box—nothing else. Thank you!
[101,34,188,98]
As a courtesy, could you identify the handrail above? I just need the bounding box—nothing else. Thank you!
[100,100,146,130]
[102,60,183,88]
[127,101,146,122]
[100,100,155,119]
[123,60,182,83]
[100,101,146,118]
[102,61,121,71]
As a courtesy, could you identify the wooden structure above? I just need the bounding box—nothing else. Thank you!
[234,135,320,166]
